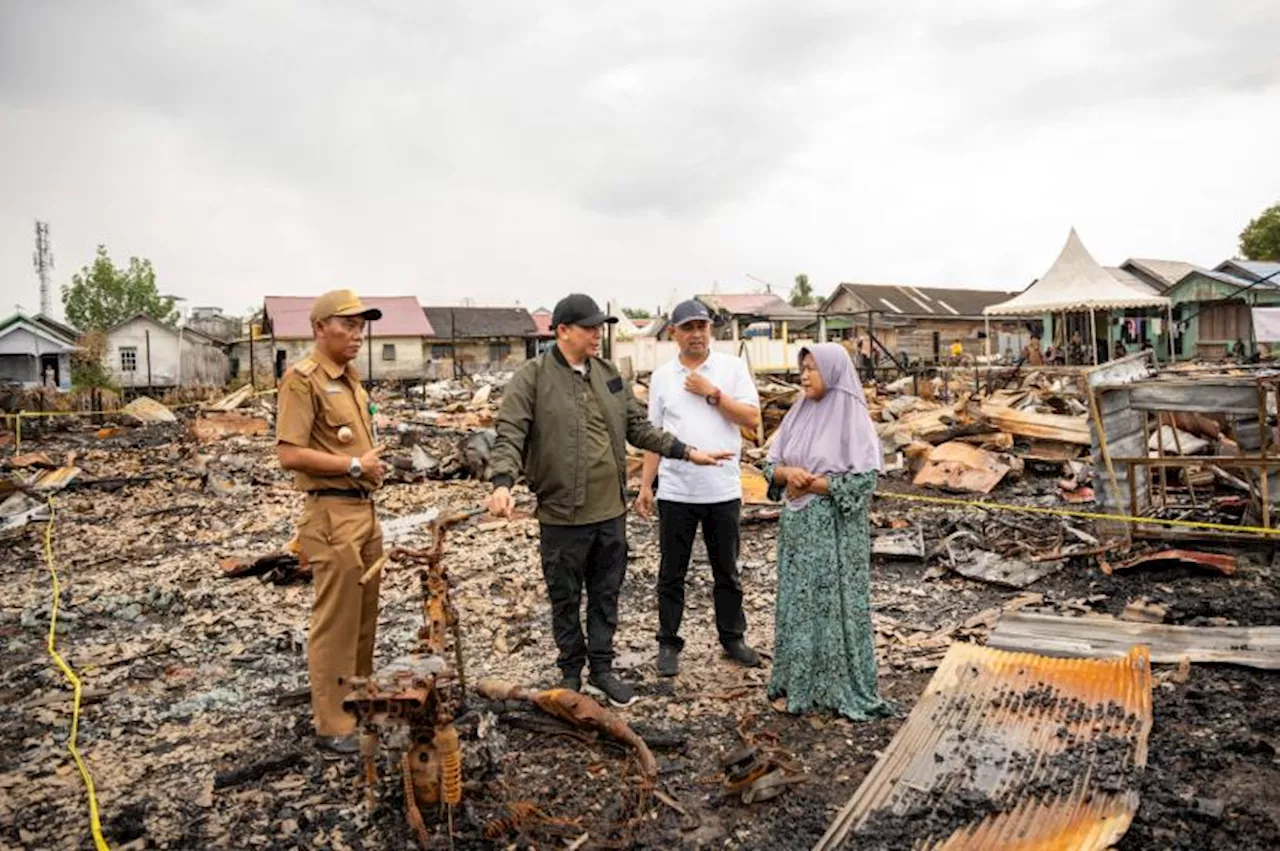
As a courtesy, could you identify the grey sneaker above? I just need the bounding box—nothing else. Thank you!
[657,644,680,677]
[585,671,638,708]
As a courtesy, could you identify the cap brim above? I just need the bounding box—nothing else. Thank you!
[333,307,383,321]
[576,313,618,328]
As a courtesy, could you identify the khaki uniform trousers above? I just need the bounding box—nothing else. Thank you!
[298,494,383,736]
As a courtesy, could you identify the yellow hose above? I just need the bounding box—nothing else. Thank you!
[43,498,112,851]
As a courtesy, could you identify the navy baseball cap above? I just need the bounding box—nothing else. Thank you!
[551,294,618,329]
[671,299,713,327]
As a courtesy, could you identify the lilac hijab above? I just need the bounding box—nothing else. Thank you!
[768,343,883,509]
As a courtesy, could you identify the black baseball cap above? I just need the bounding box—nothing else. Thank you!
[551,293,618,329]
[671,299,713,327]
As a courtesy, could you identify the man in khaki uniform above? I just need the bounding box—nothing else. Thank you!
[276,289,386,755]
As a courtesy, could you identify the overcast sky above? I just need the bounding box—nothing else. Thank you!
[2,0,1278,321]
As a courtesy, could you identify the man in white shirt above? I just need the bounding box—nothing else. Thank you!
[636,300,763,677]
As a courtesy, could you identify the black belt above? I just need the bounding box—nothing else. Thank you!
[307,488,372,500]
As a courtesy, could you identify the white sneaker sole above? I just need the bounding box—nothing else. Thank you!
[583,682,639,708]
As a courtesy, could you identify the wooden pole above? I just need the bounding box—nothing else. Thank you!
[1087,383,1129,543]
[450,308,458,379]
[1089,308,1099,365]
[145,329,152,390]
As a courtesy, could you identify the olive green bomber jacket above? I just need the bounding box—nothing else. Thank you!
[489,346,688,524]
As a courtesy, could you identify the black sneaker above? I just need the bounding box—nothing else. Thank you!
[316,734,360,757]
[657,645,680,677]
[585,671,638,708]
[723,639,762,668]
[559,672,582,692]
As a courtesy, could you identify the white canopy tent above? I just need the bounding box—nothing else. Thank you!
[983,228,1174,364]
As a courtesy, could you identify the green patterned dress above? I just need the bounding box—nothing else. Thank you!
[763,464,895,721]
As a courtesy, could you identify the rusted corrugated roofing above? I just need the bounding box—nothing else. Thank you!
[815,643,1153,850]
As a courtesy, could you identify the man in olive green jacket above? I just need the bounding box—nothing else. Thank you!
[486,294,730,706]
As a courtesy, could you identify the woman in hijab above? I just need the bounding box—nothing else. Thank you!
[762,344,894,720]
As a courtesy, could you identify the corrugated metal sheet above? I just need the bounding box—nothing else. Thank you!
[815,643,1153,850]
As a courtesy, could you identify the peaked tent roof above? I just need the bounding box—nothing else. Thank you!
[984,229,1171,316]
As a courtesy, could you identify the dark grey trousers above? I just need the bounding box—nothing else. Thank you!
[539,516,627,676]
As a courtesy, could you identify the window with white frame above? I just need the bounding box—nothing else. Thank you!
[120,347,138,372]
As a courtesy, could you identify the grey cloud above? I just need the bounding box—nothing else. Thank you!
[1,1,1278,317]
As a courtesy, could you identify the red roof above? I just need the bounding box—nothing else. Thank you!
[531,308,554,337]
[264,296,434,339]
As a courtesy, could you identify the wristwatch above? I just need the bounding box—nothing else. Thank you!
[348,456,363,479]
[705,391,721,407]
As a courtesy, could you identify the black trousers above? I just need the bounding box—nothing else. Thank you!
[539,516,627,676]
[656,499,746,650]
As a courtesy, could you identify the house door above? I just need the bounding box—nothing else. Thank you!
[39,354,59,388]
[275,349,287,380]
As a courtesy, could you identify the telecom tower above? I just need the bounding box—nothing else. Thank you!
[34,220,54,317]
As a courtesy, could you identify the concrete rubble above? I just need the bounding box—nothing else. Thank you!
[1,362,1279,849]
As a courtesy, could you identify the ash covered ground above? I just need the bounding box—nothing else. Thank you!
[2,420,1279,849]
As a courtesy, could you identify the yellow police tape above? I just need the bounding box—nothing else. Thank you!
[875,489,1280,538]
[42,498,112,850]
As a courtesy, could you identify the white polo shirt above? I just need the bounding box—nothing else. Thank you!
[648,351,760,504]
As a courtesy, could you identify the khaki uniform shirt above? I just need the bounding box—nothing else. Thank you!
[276,349,378,493]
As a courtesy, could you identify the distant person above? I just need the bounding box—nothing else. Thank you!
[1113,341,1128,359]
[636,300,763,677]
[1067,330,1086,366]
[485,294,731,707]
[1023,337,1044,366]
[949,340,963,362]
[763,344,895,721]
[1233,338,1248,361]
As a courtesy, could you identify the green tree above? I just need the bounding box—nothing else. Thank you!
[621,307,652,319]
[70,330,118,391]
[790,273,820,308]
[1240,202,1280,262]
[61,245,178,331]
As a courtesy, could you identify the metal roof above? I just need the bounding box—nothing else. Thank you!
[1215,259,1280,287]
[421,306,537,339]
[825,283,1019,318]
[1104,266,1163,296]
[1123,258,1199,290]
